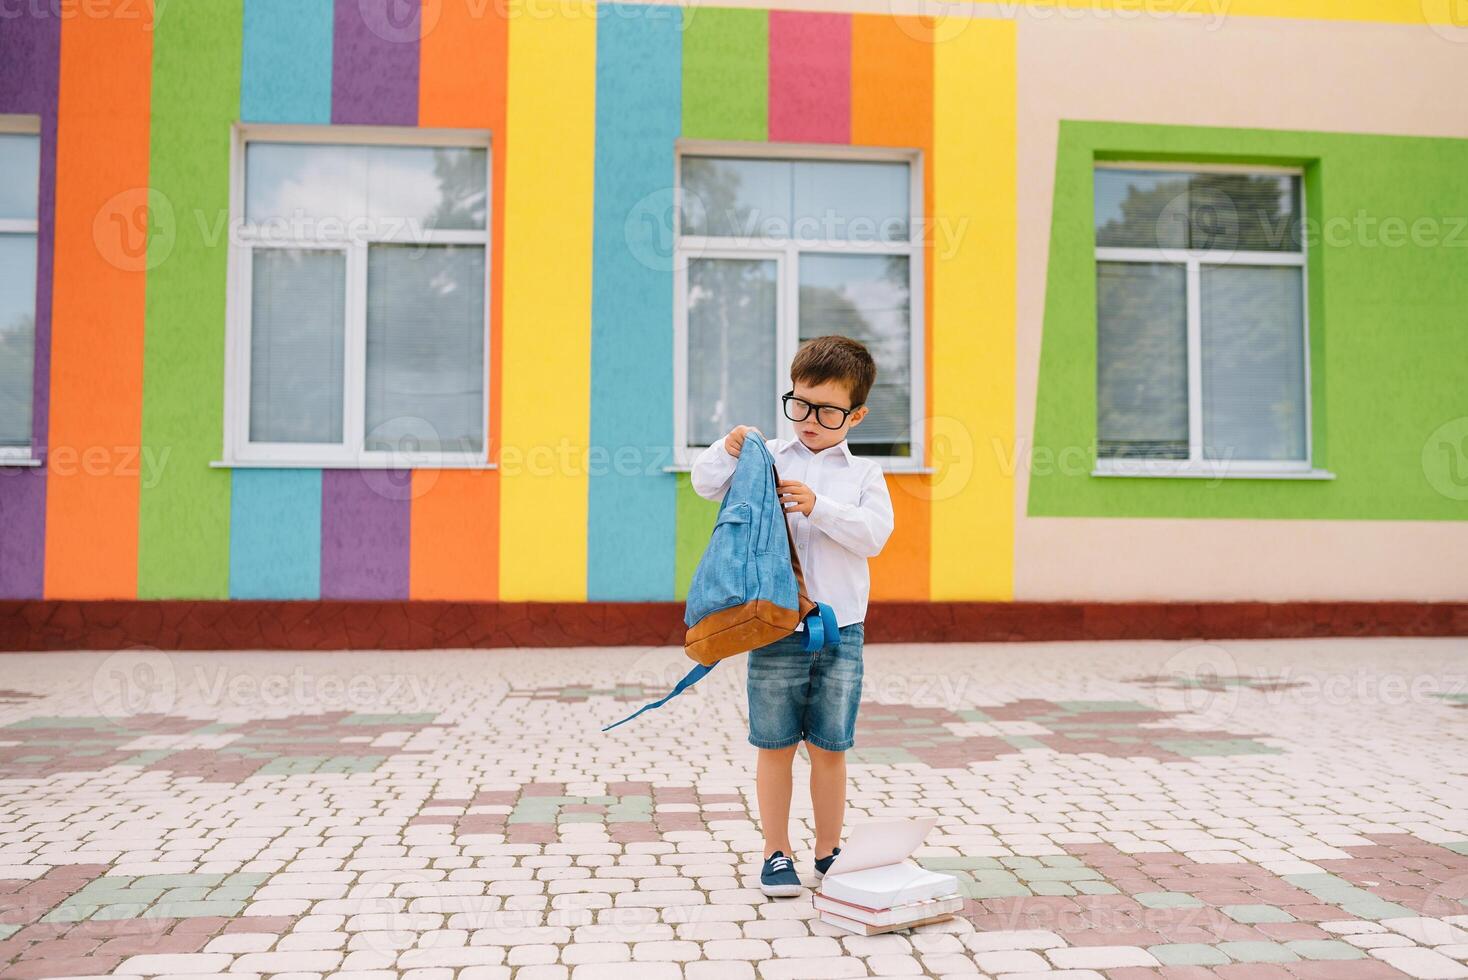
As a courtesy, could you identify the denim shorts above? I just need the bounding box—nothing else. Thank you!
[746,622,864,752]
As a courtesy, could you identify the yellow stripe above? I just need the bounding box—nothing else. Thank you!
[498,3,596,600]
[961,0,1443,25]
[930,19,1017,601]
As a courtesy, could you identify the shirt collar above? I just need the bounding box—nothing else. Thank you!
[777,437,854,464]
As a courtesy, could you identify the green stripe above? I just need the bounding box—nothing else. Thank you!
[677,9,764,596]
[138,0,243,597]
[673,474,718,600]
[682,8,766,140]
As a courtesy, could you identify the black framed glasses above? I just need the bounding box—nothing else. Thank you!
[782,390,861,430]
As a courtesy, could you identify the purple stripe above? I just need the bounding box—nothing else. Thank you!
[0,6,56,111]
[0,469,46,598]
[320,469,411,599]
[0,8,59,599]
[331,0,419,125]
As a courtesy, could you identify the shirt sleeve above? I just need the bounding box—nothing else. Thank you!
[806,464,895,559]
[689,440,738,501]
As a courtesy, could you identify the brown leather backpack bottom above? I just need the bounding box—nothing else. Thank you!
[683,458,819,667]
[684,599,803,667]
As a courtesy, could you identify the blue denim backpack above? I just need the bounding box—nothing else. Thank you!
[602,436,839,731]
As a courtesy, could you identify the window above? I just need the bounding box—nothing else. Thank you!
[674,145,924,467]
[1093,162,1311,476]
[224,126,490,467]
[0,125,40,464]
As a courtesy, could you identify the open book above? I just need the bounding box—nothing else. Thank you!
[816,817,960,933]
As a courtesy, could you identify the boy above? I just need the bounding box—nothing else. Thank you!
[690,334,895,898]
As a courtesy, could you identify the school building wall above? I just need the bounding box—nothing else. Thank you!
[0,0,1464,642]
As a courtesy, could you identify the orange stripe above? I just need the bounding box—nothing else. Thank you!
[872,474,931,601]
[410,0,508,599]
[851,15,933,601]
[43,8,152,598]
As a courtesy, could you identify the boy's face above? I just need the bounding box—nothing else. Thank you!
[790,378,868,453]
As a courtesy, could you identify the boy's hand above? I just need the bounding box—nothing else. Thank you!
[778,480,815,516]
[724,425,761,458]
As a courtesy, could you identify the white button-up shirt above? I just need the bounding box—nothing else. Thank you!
[690,436,895,628]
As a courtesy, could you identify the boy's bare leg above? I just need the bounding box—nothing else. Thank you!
[756,745,799,857]
[808,743,846,858]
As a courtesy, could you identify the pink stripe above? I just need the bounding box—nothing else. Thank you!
[768,12,850,144]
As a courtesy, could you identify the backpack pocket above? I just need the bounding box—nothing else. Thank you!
[686,501,753,624]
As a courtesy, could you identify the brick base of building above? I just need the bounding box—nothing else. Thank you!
[2,600,1465,651]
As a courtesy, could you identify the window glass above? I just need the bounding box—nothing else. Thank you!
[686,257,778,447]
[1201,265,1307,461]
[798,253,911,455]
[0,233,36,447]
[365,244,486,454]
[1095,168,1300,252]
[0,134,40,221]
[1096,261,1189,460]
[792,160,909,242]
[245,143,488,232]
[683,156,909,243]
[681,157,791,239]
[248,248,346,444]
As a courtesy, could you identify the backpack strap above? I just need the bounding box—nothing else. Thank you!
[773,460,818,623]
[773,458,839,652]
[601,662,714,732]
[801,601,841,652]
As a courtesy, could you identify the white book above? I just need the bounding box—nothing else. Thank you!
[818,908,956,936]
[816,817,960,910]
[818,861,958,908]
[814,892,964,927]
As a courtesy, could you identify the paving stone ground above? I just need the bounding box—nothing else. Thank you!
[0,637,1465,980]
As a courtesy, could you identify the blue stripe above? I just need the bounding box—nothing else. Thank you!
[229,469,322,599]
[241,0,333,123]
[587,6,682,600]
[233,0,330,599]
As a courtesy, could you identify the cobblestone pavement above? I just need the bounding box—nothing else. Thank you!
[1,638,1465,980]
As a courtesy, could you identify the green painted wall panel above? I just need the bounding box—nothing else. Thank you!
[673,474,718,600]
[138,1,243,597]
[1029,121,1468,521]
[681,8,766,141]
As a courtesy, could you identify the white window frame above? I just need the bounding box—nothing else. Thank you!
[1091,160,1330,480]
[220,123,493,470]
[672,139,927,472]
[0,115,42,467]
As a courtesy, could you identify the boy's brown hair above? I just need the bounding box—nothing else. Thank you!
[790,335,877,407]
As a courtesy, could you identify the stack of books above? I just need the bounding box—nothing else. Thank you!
[813,817,962,936]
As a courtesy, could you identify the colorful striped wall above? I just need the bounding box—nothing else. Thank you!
[0,0,1016,604]
[1,0,1464,608]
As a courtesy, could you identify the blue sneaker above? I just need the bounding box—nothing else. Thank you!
[760,850,802,898]
[814,846,841,881]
